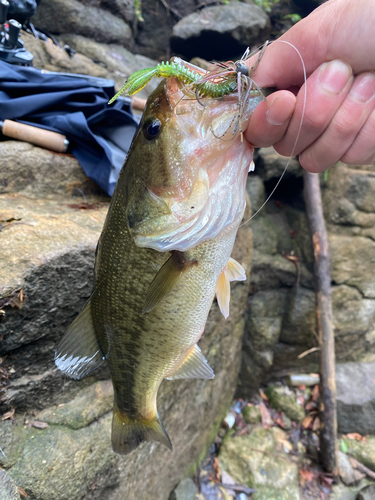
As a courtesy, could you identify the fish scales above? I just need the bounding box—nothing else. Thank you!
[55,71,263,454]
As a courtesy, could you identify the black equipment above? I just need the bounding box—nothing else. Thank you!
[0,0,33,65]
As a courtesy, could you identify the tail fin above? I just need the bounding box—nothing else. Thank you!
[112,405,172,455]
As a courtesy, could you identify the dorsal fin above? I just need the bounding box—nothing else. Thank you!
[216,258,246,319]
[143,251,198,313]
[166,344,214,380]
[55,300,105,380]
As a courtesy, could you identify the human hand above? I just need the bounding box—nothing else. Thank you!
[245,0,375,172]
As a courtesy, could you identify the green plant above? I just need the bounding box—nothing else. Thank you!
[283,13,302,24]
[253,0,281,13]
[134,0,143,22]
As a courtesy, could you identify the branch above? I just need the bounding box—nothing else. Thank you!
[303,170,338,476]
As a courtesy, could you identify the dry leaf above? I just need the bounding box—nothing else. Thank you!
[345,433,365,441]
[2,408,15,421]
[212,457,220,481]
[305,401,318,412]
[29,421,49,429]
[312,417,321,432]
[302,415,314,429]
[259,388,269,401]
[18,487,28,498]
[312,385,319,402]
[259,400,272,428]
[299,468,315,486]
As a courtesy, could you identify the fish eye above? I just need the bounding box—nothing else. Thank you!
[143,118,162,140]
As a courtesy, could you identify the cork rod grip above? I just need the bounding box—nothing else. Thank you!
[2,120,69,153]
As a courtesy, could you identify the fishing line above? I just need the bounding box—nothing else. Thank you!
[240,39,307,227]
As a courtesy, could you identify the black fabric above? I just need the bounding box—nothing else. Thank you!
[0,61,138,195]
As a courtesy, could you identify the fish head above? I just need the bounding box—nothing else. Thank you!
[124,73,263,252]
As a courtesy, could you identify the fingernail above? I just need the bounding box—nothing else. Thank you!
[266,96,293,126]
[349,72,375,103]
[319,60,352,94]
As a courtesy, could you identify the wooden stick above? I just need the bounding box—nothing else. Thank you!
[303,170,338,476]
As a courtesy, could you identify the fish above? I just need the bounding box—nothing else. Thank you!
[55,62,264,455]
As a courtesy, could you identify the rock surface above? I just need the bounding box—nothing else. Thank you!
[357,484,375,500]
[336,362,375,435]
[31,0,134,48]
[0,469,21,500]
[171,3,270,60]
[265,385,305,422]
[169,477,198,500]
[239,155,375,397]
[341,436,375,473]
[22,33,158,99]
[219,426,300,500]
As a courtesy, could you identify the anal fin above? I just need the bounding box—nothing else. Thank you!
[166,344,214,380]
[216,257,246,319]
[55,300,105,380]
[143,251,198,313]
[112,405,172,455]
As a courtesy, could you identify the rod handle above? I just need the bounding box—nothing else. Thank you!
[2,119,69,153]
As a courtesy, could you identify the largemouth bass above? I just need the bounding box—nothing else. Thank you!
[55,67,263,455]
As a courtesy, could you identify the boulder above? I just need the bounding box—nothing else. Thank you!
[135,0,197,60]
[59,35,160,98]
[31,0,134,48]
[341,436,375,472]
[171,3,270,60]
[331,480,374,500]
[22,32,159,99]
[219,426,300,500]
[169,478,198,500]
[357,484,375,500]
[0,470,21,500]
[265,385,305,422]
[0,141,253,499]
[336,362,375,435]
[257,148,302,181]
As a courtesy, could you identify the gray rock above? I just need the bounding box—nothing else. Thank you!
[338,451,362,486]
[60,35,160,98]
[242,404,261,425]
[135,0,197,60]
[333,286,375,364]
[336,363,375,435]
[265,385,305,422]
[0,141,103,199]
[247,175,266,214]
[0,470,21,500]
[257,148,302,181]
[170,478,197,500]
[279,287,317,346]
[329,234,375,299]
[219,427,300,500]
[239,289,286,394]
[37,380,113,429]
[341,436,375,472]
[0,421,27,468]
[171,3,270,60]
[332,481,373,500]
[357,484,375,500]
[31,0,134,48]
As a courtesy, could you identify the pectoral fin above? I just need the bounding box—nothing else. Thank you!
[143,251,198,313]
[216,258,246,319]
[166,344,214,380]
[55,300,105,379]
